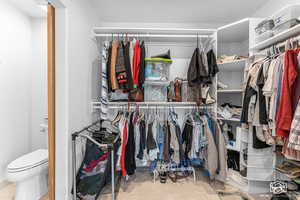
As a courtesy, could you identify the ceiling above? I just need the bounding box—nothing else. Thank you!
[91,0,267,27]
[7,0,47,18]
[6,0,268,25]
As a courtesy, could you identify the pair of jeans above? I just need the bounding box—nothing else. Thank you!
[157,124,165,160]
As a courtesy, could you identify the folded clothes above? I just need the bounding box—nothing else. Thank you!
[109,90,128,101]
[218,103,242,120]
[217,55,248,63]
[217,81,228,89]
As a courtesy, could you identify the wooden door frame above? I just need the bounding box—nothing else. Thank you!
[48,3,55,200]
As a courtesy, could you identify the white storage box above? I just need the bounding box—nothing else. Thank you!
[273,19,299,35]
[248,145,273,156]
[247,166,274,181]
[247,154,274,168]
[145,58,172,81]
[144,81,169,102]
[273,5,300,27]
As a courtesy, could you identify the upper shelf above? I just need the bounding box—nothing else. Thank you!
[93,27,216,35]
[251,24,300,51]
[92,27,217,43]
[217,18,250,43]
[218,59,247,71]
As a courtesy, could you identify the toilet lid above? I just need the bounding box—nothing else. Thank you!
[8,149,48,171]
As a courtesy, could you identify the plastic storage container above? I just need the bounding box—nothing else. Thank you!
[255,19,274,35]
[145,58,172,81]
[273,5,300,28]
[144,81,169,102]
[273,18,299,35]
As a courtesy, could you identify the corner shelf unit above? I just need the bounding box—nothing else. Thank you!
[217,18,277,194]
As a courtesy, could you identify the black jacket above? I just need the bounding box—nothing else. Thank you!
[187,48,208,86]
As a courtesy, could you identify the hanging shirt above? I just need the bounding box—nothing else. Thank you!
[132,40,141,85]
[288,99,300,151]
[100,41,109,120]
[276,49,299,138]
[121,119,128,177]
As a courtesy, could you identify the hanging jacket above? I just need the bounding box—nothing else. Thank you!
[182,120,194,160]
[123,41,134,90]
[139,41,146,86]
[187,48,208,87]
[106,43,112,93]
[115,42,129,90]
[110,41,119,90]
[137,119,146,160]
[146,122,157,152]
[206,49,219,83]
[215,121,227,181]
[125,114,136,175]
[202,117,218,179]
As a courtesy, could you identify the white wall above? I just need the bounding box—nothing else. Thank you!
[30,18,48,151]
[0,0,47,182]
[54,0,100,199]
[0,0,32,181]
[253,0,300,18]
[56,0,300,199]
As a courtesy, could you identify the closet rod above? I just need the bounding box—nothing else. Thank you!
[94,33,212,38]
[93,105,215,109]
[106,106,215,109]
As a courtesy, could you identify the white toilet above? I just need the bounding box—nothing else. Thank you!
[7,149,48,200]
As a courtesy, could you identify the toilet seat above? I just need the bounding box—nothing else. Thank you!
[7,149,48,173]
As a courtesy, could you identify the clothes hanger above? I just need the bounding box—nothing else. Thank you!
[196,33,199,49]
[112,109,122,125]
[125,33,129,44]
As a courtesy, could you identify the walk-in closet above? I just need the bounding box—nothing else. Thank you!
[70,4,300,198]
[3,1,300,200]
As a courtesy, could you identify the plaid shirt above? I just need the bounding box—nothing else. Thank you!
[287,100,300,150]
